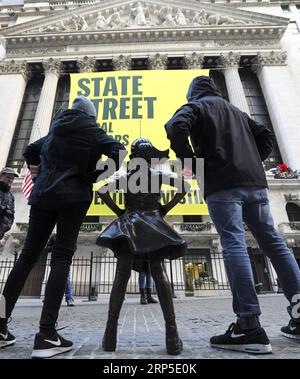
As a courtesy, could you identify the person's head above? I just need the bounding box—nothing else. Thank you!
[71,95,97,119]
[186,75,222,102]
[0,167,19,191]
[130,138,169,165]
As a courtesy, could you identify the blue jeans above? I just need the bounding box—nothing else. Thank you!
[139,272,153,289]
[207,186,300,330]
[65,271,73,301]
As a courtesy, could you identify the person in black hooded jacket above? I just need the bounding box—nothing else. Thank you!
[0,95,126,358]
[165,75,274,198]
[165,76,300,354]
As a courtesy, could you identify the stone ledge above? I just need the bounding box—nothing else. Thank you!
[267,177,300,190]
[279,222,300,233]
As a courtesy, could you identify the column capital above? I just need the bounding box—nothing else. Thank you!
[0,59,31,80]
[77,56,97,73]
[42,58,62,76]
[210,238,220,250]
[112,54,132,71]
[220,54,250,114]
[289,4,298,13]
[183,53,204,69]
[217,52,241,69]
[252,51,287,73]
[147,53,168,70]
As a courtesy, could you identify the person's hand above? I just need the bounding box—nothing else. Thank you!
[0,234,8,244]
[29,165,40,180]
[183,167,193,178]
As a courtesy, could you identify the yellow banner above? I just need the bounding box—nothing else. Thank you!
[69,69,209,216]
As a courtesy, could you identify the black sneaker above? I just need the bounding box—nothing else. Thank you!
[281,319,300,340]
[31,331,73,359]
[210,323,272,354]
[0,330,16,348]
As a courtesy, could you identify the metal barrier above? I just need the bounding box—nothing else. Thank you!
[0,251,278,298]
[0,254,17,294]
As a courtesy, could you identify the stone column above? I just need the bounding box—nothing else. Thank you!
[29,58,62,143]
[209,238,228,291]
[183,52,204,69]
[0,60,30,168]
[217,52,250,114]
[252,51,300,170]
[77,56,97,73]
[112,54,131,71]
[147,53,168,70]
[290,5,300,33]
[0,37,6,60]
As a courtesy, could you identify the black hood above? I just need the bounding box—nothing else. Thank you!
[186,76,222,101]
[51,109,98,136]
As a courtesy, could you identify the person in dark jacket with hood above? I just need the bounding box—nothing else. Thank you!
[165,76,300,354]
[0,96,126,358]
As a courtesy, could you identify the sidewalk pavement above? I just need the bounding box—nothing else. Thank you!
[1,294,299,359]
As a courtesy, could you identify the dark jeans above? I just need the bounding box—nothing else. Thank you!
[207,187,300,329]
[65,271,74,301]
[138,271,153,289]
[1,203,89,334]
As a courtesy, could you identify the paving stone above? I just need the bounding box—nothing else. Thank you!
[0,294,299,359]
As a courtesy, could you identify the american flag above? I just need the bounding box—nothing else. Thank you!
[21,170,34,199]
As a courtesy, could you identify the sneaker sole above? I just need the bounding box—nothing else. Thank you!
[31,346,73,359]
[0,338,16,348]
[281,331,300,340]
[210,343,273,354]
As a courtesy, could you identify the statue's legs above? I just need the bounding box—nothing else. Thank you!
[149,254,182,355]
[102,241,133,351]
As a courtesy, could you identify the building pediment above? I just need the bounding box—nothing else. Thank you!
[2,0,288,36]
[1,0,289,58]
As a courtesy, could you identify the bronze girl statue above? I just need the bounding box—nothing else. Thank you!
[96,138,190,355]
